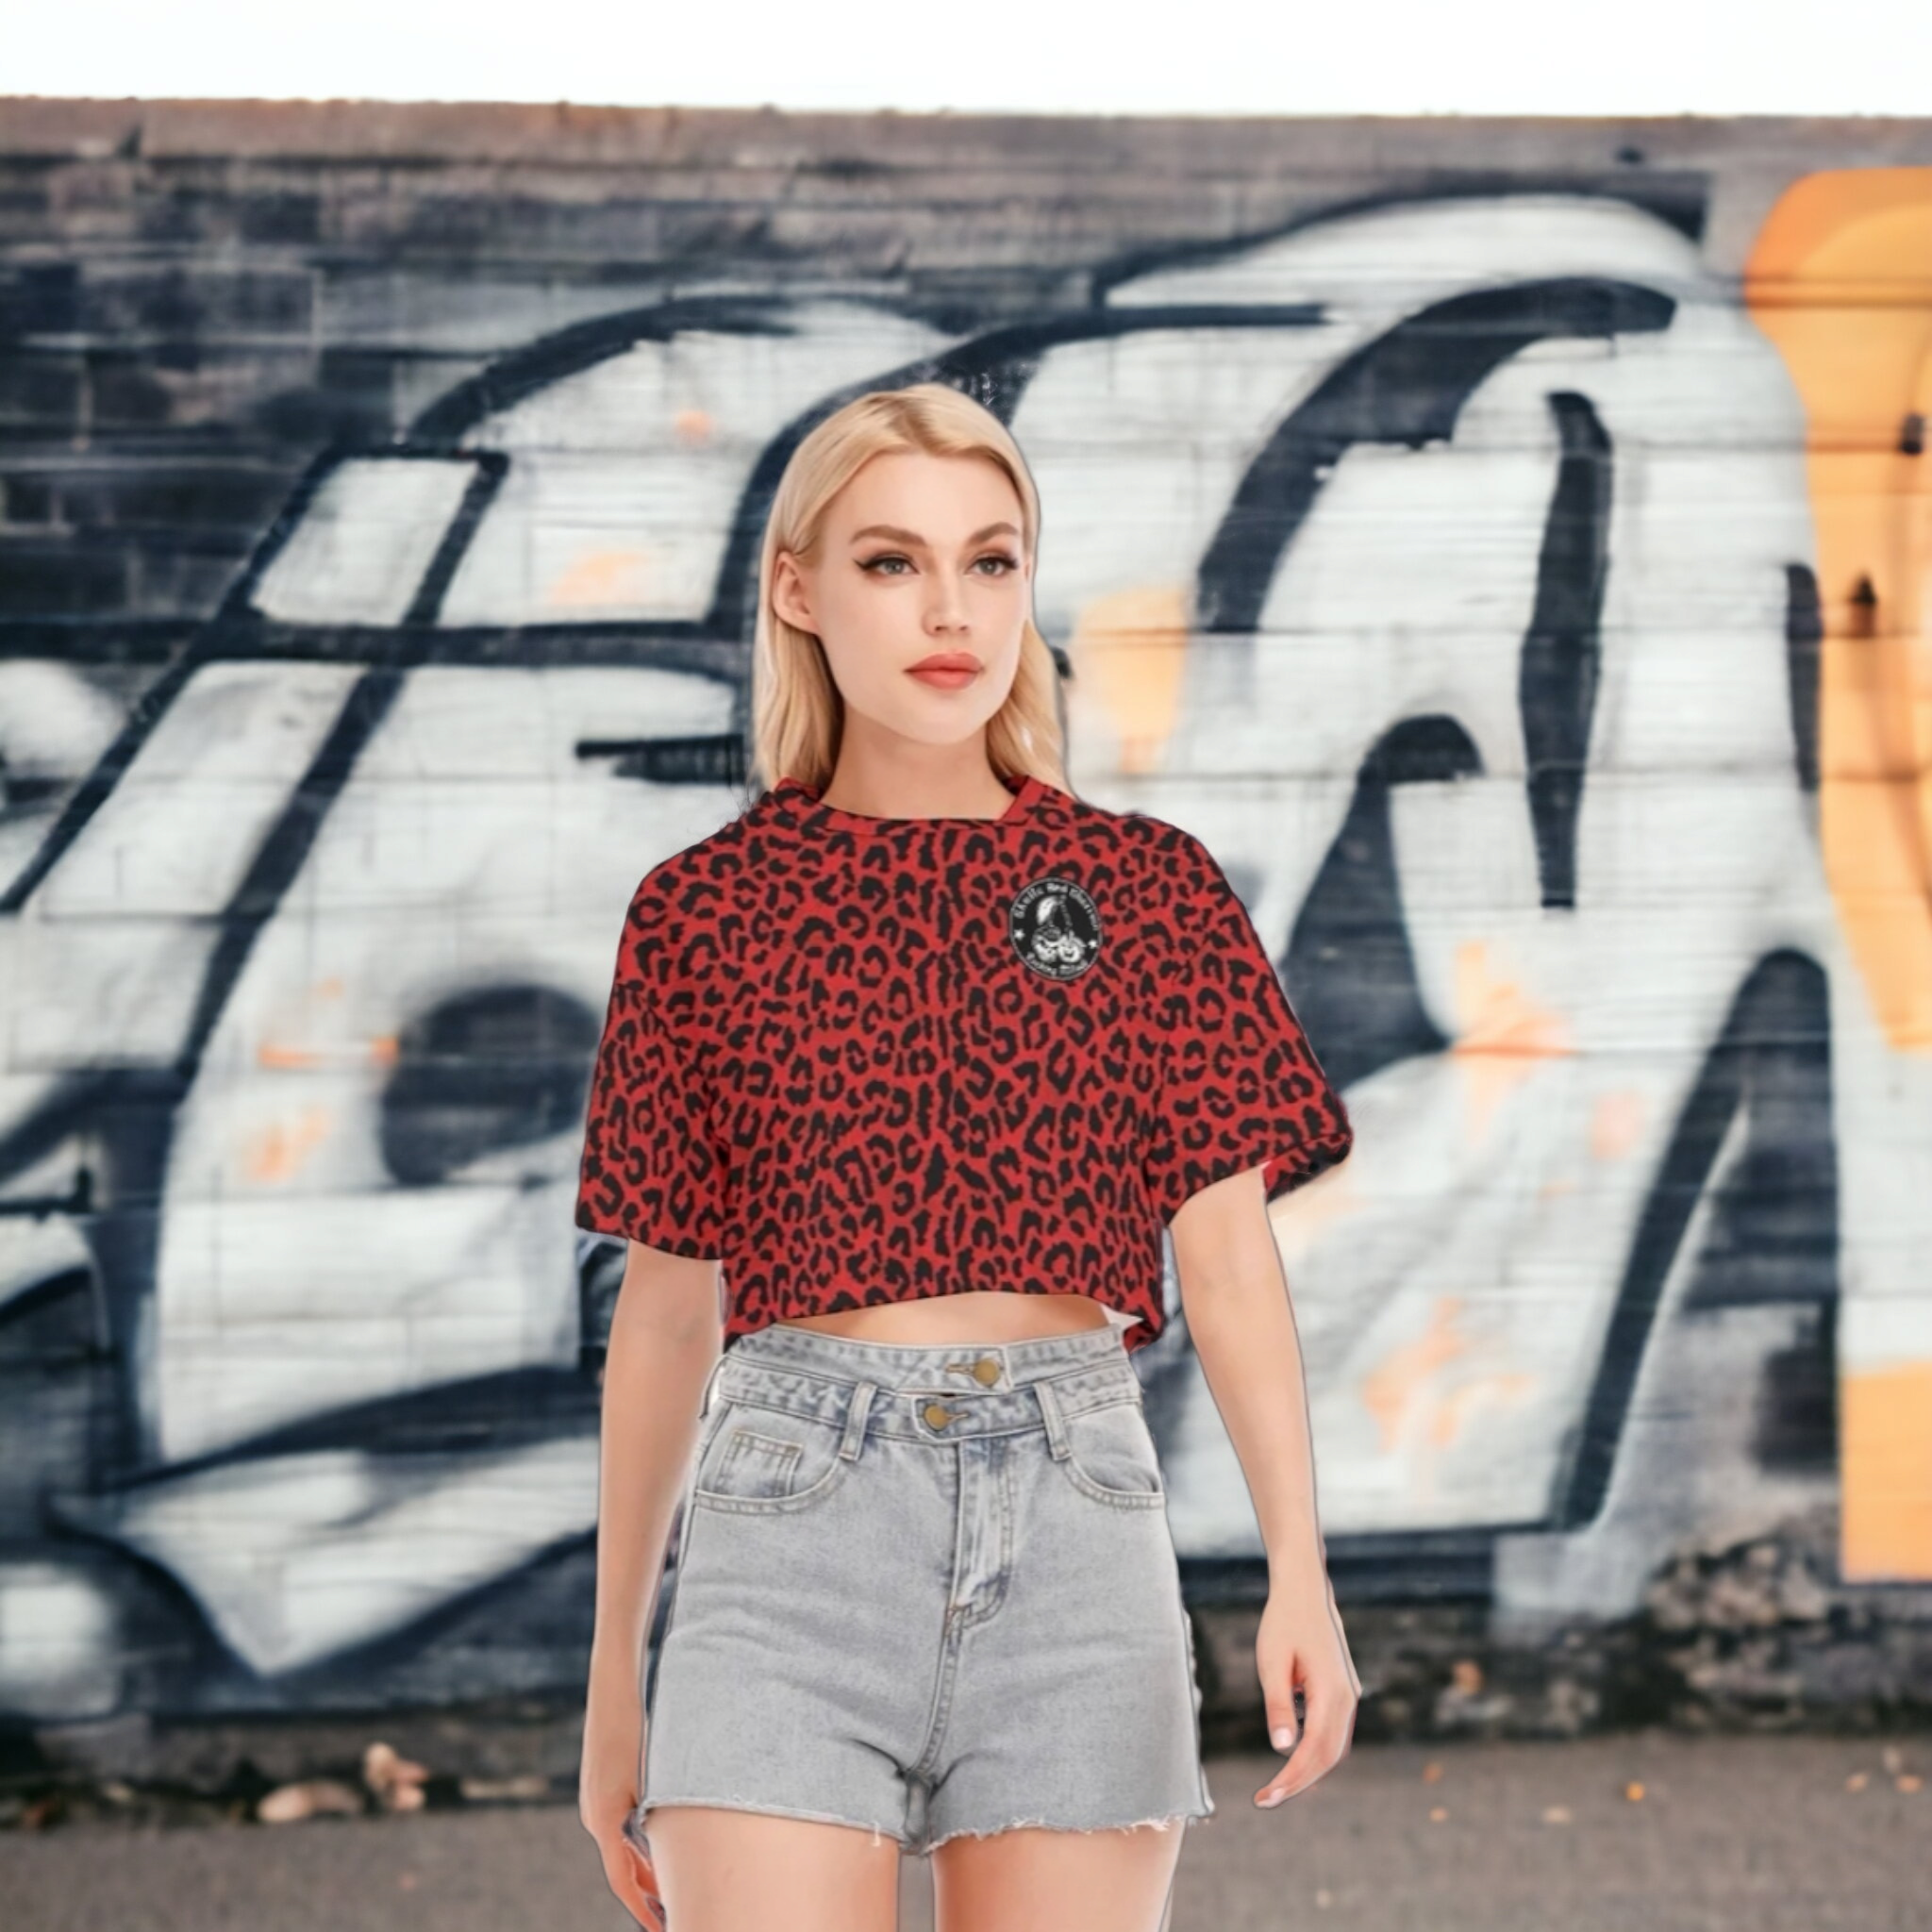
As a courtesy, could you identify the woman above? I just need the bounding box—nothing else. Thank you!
[575,385,1360,1932]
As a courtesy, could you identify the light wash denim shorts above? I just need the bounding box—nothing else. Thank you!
[634,1319,1216,1857]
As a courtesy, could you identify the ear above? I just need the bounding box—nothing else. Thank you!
[771,550,814,632]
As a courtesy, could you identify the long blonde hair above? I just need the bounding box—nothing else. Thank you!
[746,383,1068,799]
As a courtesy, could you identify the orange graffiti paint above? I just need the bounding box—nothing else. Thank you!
[245,1106,332,1184]
[1065,584,1192,776]
[1589,1089,1648,1162]
[1747,171,1932,1585]
[1840,1360,1932,1582]
[1745,170,1932,1056]
[1449,939,1573,1145]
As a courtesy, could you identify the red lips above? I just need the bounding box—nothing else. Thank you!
[907,654,981,672]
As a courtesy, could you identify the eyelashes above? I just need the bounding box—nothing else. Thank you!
[858,553,1020,577]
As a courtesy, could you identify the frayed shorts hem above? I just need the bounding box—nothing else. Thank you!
[638,1795,910,1851]
[919,1803,1211,1857]
[636,1793,1214,1860]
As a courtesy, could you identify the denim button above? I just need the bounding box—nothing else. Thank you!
[972,1357,1001,1386]
[923,1402,956,1428]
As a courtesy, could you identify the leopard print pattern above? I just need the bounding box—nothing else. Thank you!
[575,778,1354,1352]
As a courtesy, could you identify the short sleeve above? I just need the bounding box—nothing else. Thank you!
[1141,834,1354,1223]
[575,884,731,1257]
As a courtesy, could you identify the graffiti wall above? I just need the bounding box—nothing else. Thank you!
[1,101,1928,1731]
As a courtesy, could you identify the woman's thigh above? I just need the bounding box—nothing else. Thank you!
[932,1819,1186,1932]
[646,1803,901,1932]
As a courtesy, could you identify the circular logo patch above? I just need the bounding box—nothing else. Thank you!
[1008,875,1102,980]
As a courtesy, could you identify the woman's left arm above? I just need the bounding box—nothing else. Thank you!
[1171,1162,1361,1807]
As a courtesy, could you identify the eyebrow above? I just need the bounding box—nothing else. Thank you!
[848,521,1021,547]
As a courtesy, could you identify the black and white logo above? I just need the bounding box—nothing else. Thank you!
[1008,875,1102,980]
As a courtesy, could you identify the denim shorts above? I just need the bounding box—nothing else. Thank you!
[634,1320,1216,1857]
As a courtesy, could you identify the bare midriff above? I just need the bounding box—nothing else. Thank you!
[774,1289,1117,1346]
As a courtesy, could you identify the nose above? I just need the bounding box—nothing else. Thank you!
[924,575,971,632]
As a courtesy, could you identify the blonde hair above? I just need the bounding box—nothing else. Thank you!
[746,383,1068,800]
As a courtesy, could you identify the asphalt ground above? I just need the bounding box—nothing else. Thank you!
[4,1729,1927,1931]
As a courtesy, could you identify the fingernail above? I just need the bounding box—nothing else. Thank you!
[1261,1790,1288,1807]
[1272,1726,1294,1750]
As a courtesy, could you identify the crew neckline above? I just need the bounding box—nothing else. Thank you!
[770,770,1050,835]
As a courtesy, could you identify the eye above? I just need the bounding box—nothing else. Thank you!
[859,553,912,575]
[974,552,1021,575]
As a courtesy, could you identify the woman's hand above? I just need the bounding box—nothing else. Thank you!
[1253,1566,1360,1807]
[581,1692,667,1929]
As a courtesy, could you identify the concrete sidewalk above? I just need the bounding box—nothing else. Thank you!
[4,1730,1926,1931]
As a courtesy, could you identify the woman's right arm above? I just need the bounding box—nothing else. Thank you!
[579,1239,723,1928]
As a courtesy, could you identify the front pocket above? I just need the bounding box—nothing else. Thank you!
[1058,1398,1168,1507]
[714,1429,801,1497]
[691,1404,853,1514]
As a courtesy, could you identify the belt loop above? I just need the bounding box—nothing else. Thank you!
[1033,1374,1072,1461]
[698,1351,728,1419]
[840,1380,878,1462]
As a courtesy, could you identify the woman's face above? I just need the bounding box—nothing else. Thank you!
[773,448,1033,749]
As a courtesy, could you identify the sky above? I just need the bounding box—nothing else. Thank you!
[5,0,1930,117]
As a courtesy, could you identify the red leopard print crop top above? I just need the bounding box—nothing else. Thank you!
[574,769,1354,1353]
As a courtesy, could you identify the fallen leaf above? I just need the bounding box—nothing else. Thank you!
[1624,1782,1645,1802]
[1429,1806,1448,1823]
[258,1779,364,1824]
[459,1774,551,1803]
[364,1740,431,1810]
[1845,1773,1869,1792]
[1422,1761,1443,1783]
[1897,1774,1923,1793]
[1541,1805,1572,1824]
